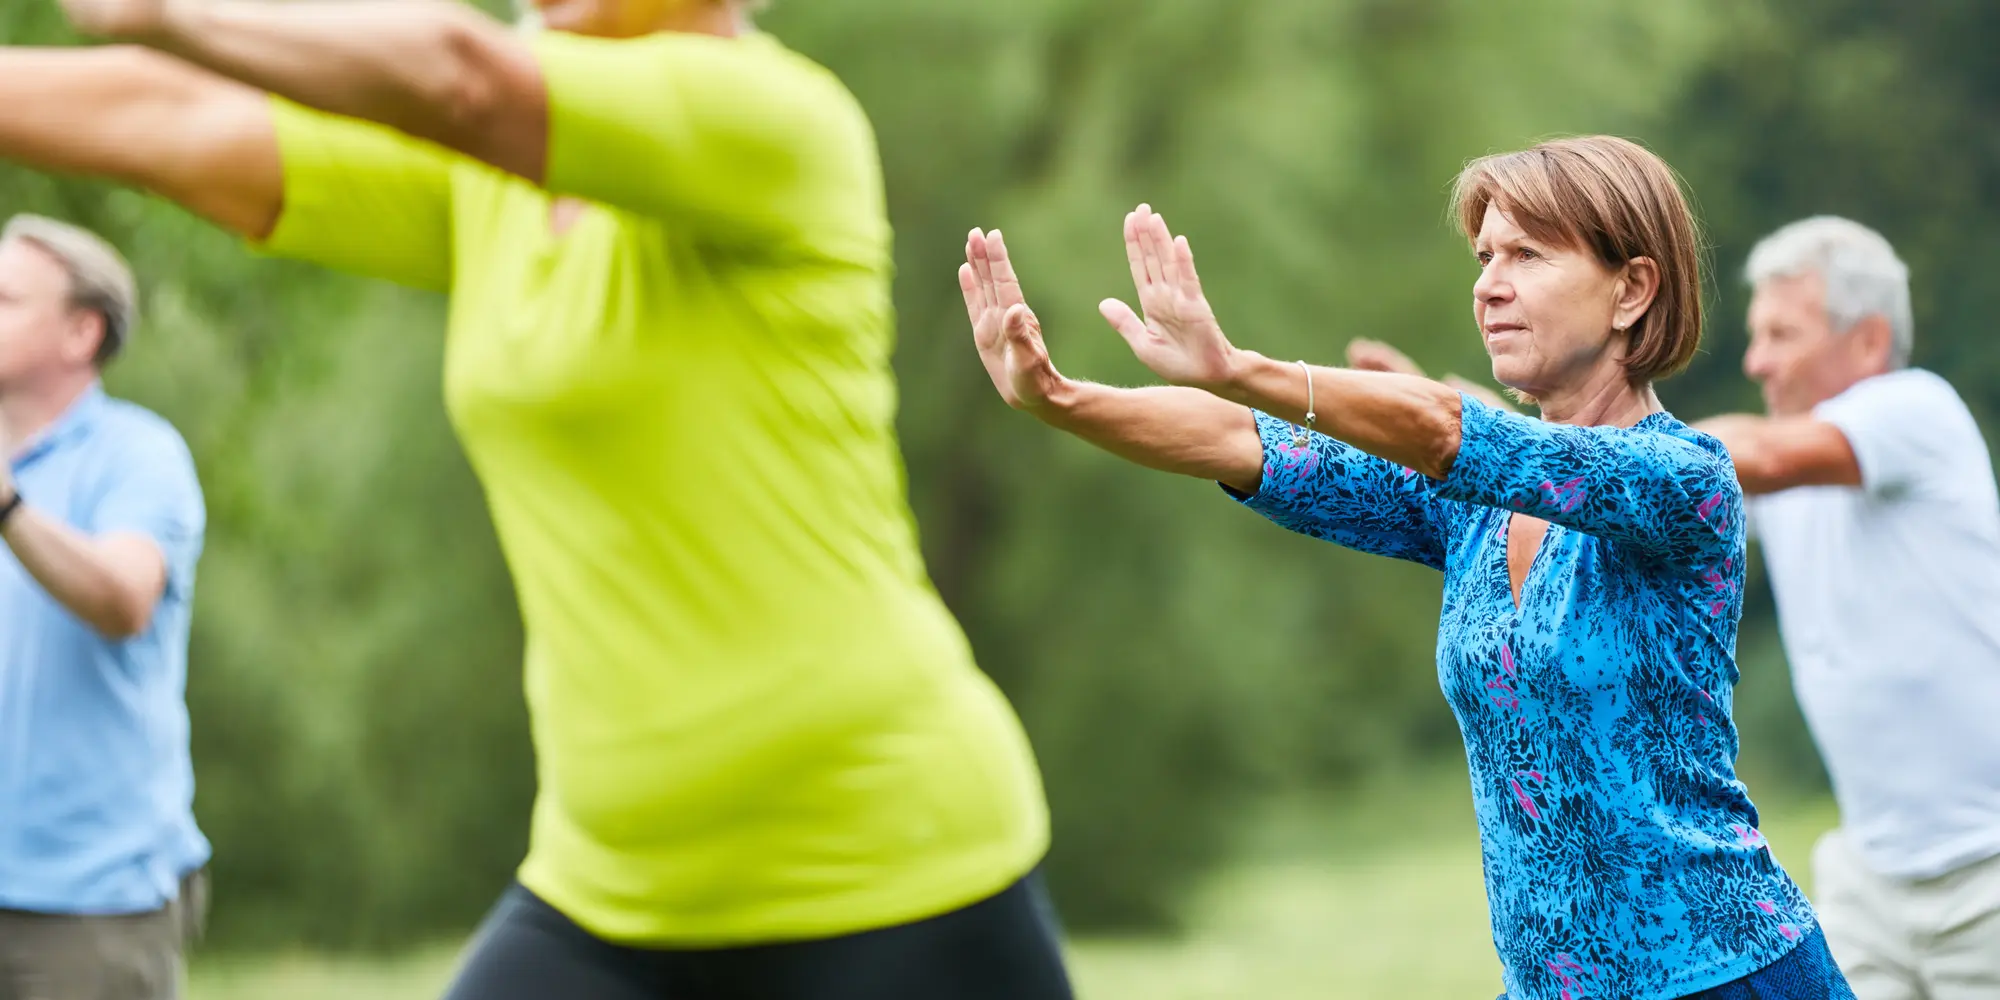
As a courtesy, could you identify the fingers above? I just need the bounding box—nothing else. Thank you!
[1097,297,1149,352]
[1123,210,1152,294]
[1125,205,1203,299]
[1137,205,1166,286]
[1146,210,1182,288]
[1345,338,1425,377]
[959,262,985,328]
[968,227,998,310]
[987,230,1026,308]
[1172,234,1204,296]
[1004,303,1049,365]
[1345,338,1394,371]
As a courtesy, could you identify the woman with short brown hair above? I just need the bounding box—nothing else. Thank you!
[961,135,1854,998]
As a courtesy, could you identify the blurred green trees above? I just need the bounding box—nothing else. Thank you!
[2,0,1993,949]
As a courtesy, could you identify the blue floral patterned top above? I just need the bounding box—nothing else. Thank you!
[1234,396,1813,1000]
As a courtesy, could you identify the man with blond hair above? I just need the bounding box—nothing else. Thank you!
[0,215,208,1000]
[1701,216,2000,999]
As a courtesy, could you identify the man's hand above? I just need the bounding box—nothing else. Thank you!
[960,228,1071,415]
[1346,338,1428,377]
[1347,338,1519,414]
[60,0,175,40]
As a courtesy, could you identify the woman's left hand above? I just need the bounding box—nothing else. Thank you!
[1098,205,1241,392]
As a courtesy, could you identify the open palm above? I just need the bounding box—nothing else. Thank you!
[1098,205,1238,390]
[959,228,1065,413]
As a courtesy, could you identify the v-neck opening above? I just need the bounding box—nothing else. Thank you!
[1500,512,1557,612]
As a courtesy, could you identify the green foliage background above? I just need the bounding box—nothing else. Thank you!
[2,0,1994,949]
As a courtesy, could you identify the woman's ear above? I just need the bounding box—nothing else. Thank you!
[1612,256,1661,332]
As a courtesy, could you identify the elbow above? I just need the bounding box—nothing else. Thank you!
[435,19,504,127]
[431,14,545,178]
[92,579,162,642]
[91,600,154,642]
[1414,396,1465,481]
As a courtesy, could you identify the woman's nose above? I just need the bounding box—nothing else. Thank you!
[1474,262,1508,302]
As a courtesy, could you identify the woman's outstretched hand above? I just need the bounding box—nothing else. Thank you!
[1098,205,1240,392]
[960,228,1068,414]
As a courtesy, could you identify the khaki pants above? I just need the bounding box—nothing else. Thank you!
[1815,831,2000,1000]
[0,871,206,1000]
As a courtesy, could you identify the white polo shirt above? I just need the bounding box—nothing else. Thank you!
[1751,369,2000,880]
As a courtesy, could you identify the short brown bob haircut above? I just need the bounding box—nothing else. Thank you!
[1450,136,1705,385]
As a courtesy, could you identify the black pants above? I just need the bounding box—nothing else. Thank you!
[440,875,1076,1000]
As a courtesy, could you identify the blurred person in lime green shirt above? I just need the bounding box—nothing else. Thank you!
[0,0,1070,996]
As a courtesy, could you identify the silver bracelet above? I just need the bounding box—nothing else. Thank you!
[1292,360,1317,447]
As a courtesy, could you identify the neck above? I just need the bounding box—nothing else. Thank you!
[1,372,98,457]
[1533,361,1660,428]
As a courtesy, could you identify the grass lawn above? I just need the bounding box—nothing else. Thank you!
[189,786,1837,1000]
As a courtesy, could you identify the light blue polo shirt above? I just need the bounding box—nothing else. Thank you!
[0,385,209,914]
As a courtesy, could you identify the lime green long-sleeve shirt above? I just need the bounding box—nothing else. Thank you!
[259,28,1047,945]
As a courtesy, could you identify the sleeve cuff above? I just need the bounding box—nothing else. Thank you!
[254,97,335,257]
[1439,392,1504,498]
[1221,410,1333,513]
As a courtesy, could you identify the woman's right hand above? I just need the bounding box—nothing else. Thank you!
[960,228,1069,415]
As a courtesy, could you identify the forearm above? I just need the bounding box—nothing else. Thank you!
[0,507,163,640]
[146,0,542,178]
[1215,350,1463,479]
[1696,413,1864,495]
[1037,382,1264,494]
[0,46,279,235]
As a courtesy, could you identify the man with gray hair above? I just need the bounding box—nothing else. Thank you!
[0,215,208,999]
[1701,216,2000,999]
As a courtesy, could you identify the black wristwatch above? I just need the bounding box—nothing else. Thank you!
[0,488,22,530]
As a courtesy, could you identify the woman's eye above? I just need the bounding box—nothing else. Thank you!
[1475,252,1494,266]
[1518,247,1540,261]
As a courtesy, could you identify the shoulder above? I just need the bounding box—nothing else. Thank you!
[1819,370,1990,475]
[91,399,202,491]
[1820,369,1969,422]
[549,30,868,128]
[96,399,195,456]
[1628,413,1737,476]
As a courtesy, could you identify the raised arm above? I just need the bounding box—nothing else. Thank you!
[63,0,545,184]
[0,46,280,237]
[961,229,1454,567]
[0,415,201,641]
[70,0,879,258]
[1098,206,1734,570]
[1693,414,1860,495]
[1097,206,1468,480]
